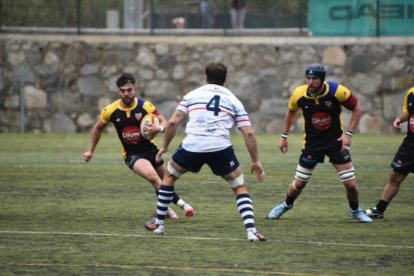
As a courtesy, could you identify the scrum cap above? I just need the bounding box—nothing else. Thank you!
[305,63,326,83]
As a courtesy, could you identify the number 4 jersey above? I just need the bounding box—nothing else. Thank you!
[177,84,251,152]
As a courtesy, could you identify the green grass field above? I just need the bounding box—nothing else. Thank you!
[0,133,413,275]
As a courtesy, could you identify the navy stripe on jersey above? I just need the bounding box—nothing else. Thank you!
[327,81,339,96]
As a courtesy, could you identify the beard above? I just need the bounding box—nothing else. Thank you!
[121,96,134,106]
[307,83,324,96]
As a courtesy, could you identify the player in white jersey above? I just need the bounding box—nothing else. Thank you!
[179,82,250,152]
[145,62,267,241]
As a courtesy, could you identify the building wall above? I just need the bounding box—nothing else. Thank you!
[1,34,413,134]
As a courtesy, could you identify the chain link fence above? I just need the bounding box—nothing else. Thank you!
[0,0,308,35]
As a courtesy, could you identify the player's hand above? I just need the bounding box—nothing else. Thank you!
[278,138,288,154]
[393,118,402,132]
[342,135,351,153]
[156,147,168,163]
[251,161,265,183]
[83,151,93,162]
[144,124,157,135]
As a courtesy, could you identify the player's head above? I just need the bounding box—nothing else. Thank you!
[205,63,227,85]
[116,72,136,106]
[116,72,136,88]
[305,63,326,83]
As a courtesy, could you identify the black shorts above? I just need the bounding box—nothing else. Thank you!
[172,146,240,176]
[391,138,414,175]
[125,149,164,170]
[299,146,352,169]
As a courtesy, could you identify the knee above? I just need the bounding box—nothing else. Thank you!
[146,172,161,186]
[338,167,356,183]
[167,161,182,179]
[295,165,314,182]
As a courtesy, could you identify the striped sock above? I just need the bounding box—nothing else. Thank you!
[236,193,256,233]
[155,185,174,225]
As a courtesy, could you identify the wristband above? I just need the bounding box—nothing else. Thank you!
[281,133,288,140]
[159,126,165,133]
[345,130,353,137]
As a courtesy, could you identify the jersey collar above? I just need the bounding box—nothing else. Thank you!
[118,97,138,111]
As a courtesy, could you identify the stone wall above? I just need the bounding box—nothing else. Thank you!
[1,34,414,134]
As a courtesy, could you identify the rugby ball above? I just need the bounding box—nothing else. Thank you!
[140,113,160,141]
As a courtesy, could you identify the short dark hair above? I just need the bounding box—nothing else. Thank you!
[205,63,227,85]
[116,72,135,88]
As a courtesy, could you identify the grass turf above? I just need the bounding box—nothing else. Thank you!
[0,133,413,275]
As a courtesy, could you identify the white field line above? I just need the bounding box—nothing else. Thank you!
[0,230,413,249]
[0,262,317,276]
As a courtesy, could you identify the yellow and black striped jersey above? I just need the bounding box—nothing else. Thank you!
[402,87,414,140]
[100,97,160,159]
[289,81,358,151]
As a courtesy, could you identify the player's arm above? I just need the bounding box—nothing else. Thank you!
[394,89,411,131]
[156,114,167,133]
[156,109,186,162]
[146,114,167,134]
[342,94,361,150]
[393,112,409,131]
[279,109,297,154]
[239,125,265,183]
[83,119,107,162]
[143,102,167,134]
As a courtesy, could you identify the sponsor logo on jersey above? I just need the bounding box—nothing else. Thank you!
[135,113,143,121]
[409,115,414,133]
[196,116,206,124]
[122,126,142,144]
[311,112,332,131]
[324,101,332,107]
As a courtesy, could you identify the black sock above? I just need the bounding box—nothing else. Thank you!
[285,195,296,206]
[376,200,389,213]
[349,201,359,211]
[171,192,180,204]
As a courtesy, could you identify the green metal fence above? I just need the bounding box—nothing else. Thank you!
[0,0,308,35]
[308,0,414,36]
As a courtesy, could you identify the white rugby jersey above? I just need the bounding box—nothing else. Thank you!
[177,84,251,152]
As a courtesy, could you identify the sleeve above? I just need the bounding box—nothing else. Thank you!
[233,96,251,128]
[99,100,120,124]
[287,88,302,112]
[176,97,189,114]
[142,100,159,115]
[99,107,111,124]
[402,88,413,113]
[337,85,358,110]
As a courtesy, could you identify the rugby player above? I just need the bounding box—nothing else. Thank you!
[267,64,373,223]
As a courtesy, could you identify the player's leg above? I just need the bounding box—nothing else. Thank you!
[366,145,413,218]
[333,162,372,223]
[379,170,407,202]
[128,156,161,190]
[268,152,318,219]
[154,163,194,217]
[366,170,407,218]
[220,167,266,241]
[129,156,177,219]
[211,147,265,241]
[145,160,183,234]
[145,147,197,234]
